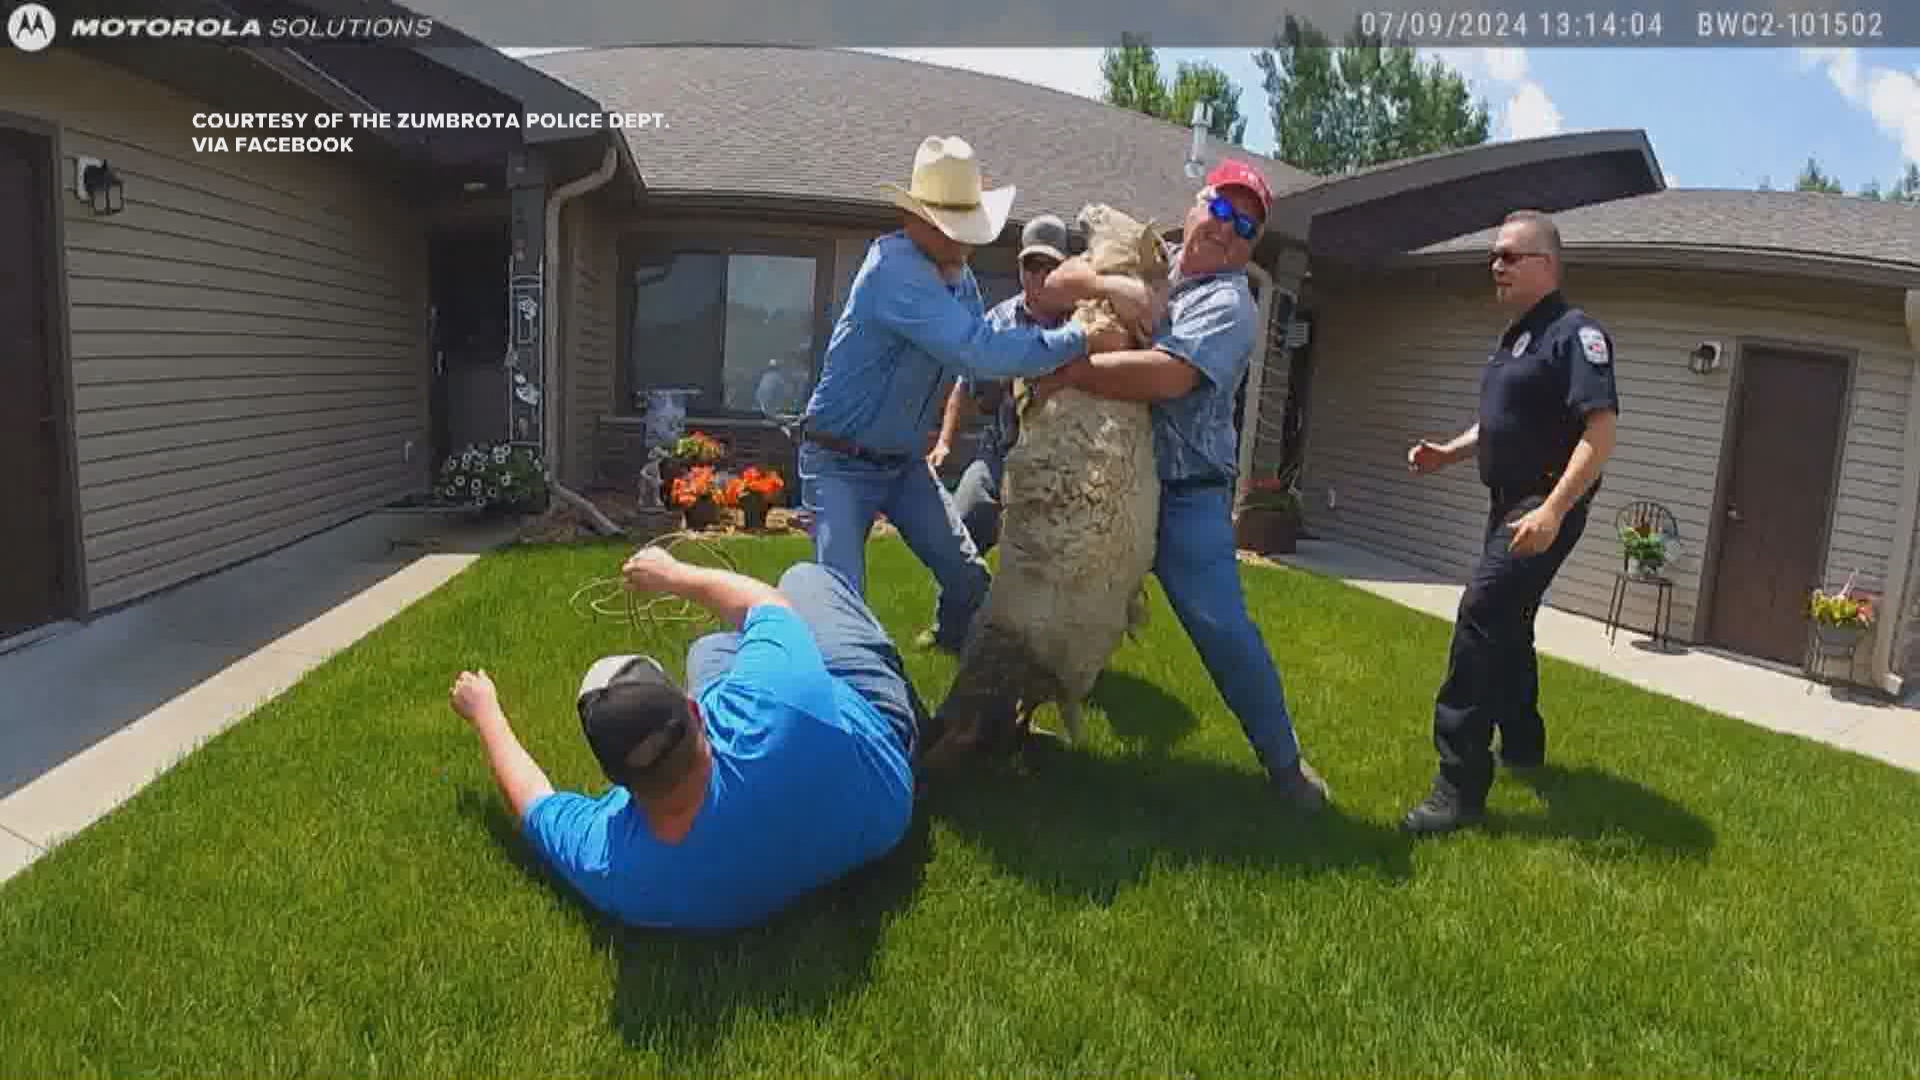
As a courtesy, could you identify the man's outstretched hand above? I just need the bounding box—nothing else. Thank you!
[450,670,501,727]
[622,546,683,594]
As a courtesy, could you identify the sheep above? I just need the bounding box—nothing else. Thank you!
[921,204,1171,767]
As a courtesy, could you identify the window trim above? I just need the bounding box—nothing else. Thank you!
[615,232,835,421]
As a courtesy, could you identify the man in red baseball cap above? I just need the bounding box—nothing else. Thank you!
[1031,158,1329,810]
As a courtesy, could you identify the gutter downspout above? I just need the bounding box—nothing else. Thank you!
[1873,287,1920,696]
[541,143,622,536]
[1236,261,1276,511]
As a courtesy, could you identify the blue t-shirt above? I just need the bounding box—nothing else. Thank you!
[521,605,914,932]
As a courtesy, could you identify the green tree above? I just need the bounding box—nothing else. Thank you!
[1168,60,1249,144]
[1892,162,1920,204]
[1252,15,1489,175]
[1859,179,1884,199]
[1099,33,1248,145]
[1795,156,1843,193]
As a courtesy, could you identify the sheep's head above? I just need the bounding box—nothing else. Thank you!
[1076,204,1170,288]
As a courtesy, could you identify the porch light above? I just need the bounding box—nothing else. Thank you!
[78,158,124,215]
[1687,340,1722,375]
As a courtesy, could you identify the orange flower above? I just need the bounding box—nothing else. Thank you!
[670,466,718,508]
[720,476,746,508]
[741,466,785,499]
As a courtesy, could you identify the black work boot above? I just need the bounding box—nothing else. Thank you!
[1401,783,1484,835]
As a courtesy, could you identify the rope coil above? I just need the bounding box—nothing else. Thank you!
[568,528,743,634]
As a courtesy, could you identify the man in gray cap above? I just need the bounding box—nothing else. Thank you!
[926,214,1076,557]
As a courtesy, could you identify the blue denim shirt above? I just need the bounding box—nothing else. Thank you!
[964,293,1058,465]
[1149,245,1257,484]
[802,232,1089,458]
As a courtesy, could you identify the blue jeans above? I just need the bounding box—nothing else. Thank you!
[797,441,989,649]
[686,563,926,761]
[1154,480,1303,774]
[950,453,1005,555]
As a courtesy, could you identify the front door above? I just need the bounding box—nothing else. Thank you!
[0,126,71,641]
[1705,345,1850,664]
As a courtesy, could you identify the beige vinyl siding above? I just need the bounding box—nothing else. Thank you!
[5,49,429,613]
[560,195,619,486]
[1299,265,1915,650]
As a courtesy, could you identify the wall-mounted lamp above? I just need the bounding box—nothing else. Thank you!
[74,156,124,215]
[1688,340,1723,375]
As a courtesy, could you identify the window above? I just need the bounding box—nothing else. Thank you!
[622,240,827,419]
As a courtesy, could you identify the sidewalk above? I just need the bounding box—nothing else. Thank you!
[1274,539,1920,776]
[0,510,518,885]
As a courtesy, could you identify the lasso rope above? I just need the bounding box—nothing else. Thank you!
[568,528,742,635]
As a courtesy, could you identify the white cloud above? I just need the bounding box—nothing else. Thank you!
[1505,82,1564,139]
[854,48,1107,102]
[1419,47,1562,142]
[1797,48,1920,163]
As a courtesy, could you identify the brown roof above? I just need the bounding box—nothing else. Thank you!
[1410,188,1920,272]
[522,45,1317,235]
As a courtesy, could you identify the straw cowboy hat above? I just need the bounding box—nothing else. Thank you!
[881,136,1015,246]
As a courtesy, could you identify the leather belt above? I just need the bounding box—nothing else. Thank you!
[801,430,910,467]
[1165,473,1229,494]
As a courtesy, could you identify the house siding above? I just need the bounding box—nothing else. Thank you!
[1297,264,1915,673]
[559,194,618,487]
[5,50,431,615]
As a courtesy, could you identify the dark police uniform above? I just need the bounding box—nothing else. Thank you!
[1427,288,1620,813]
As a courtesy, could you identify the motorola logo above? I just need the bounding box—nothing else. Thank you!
[7,4,57,51]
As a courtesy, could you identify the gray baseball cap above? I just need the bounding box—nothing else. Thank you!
[1017,214,1070,264]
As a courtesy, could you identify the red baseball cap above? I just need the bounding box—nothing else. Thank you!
[1205,159,1273,220]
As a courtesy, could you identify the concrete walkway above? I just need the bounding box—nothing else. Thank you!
[0,510,518,885]
[1274,539,1920,776]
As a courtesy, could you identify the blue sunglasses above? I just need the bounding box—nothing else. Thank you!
[1207,194,1261,240]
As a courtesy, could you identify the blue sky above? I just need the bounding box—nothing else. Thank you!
[857,46,1920,192]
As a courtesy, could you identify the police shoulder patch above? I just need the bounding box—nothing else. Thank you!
[1577,325,1610,366]
[1511,331,1532,356]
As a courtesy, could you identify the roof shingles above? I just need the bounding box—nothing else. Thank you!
[525,45,1316,234]
[1414,188,1920,271]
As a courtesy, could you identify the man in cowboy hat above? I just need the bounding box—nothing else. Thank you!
[1029,159,1330,810]
[447,547,926,932]
[927,213,1078,560]
[797,136,1151,653]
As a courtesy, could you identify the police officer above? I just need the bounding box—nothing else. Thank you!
[927,215,1076,562]
[1401,209,1620,835]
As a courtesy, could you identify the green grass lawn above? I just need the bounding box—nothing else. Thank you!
[4,534,1920,1077]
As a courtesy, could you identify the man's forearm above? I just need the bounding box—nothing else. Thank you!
[937,383,968,446]
[1445,423,1480,462]
[473,710,555,821]
[1544,411,1616,516]
[1068,349,1198,402]
[665,563,792,628]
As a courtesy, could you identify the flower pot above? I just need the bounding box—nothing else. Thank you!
[682,497,720,531]
[741,497,769,531]
[1235,506,1299,555]
[1629,557,1666,579]
[1810,621,1867,656]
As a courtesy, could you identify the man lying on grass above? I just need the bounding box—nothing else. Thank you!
[448,549,926,933]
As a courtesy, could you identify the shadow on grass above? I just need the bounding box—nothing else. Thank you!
[1488,764,1716,861]
[922,751,1416,905]
[1091,670,1198,755]
[462,790,932,1060]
